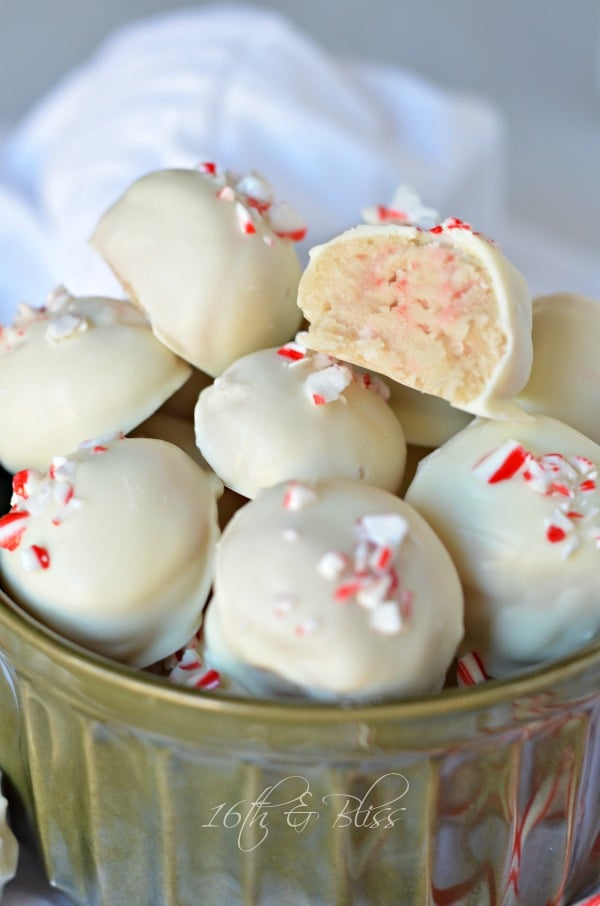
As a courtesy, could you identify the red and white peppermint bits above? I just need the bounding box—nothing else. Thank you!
[0,510,30,551]
[472,439,529,484]
[267,201,307,242]
[318,511,413,636]
[362,185,438,229]
[305,363,352,406]
[473,440,600,557]
[235,201,257,235]
[357,513,410,548]
[352,370,391,401]
[78,430,124,453]
[197,161,218,177]
[201,161,306,243]
[282,481,318,512]
[21,544,50,572]
[235,171,274,213]
[277,342,390,410]
[277,341,307,363]
[0,446,94,567]
[45,312,88,343]
[456,652,489,687]
[45,285,73,312]
[11,468,43,503]
[168,645,221,691]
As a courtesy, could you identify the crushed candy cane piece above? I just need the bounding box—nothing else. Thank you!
[317,551,348,580]
[473,439,529,484]
[197,161,218,176]
[456,652,489,687]
[304,363,352,406]
[356,575,393,610]
[277,341,307,362]
[268,201,307,241]
[21,544,50,571]
[362,185,439,228]
[282,481,318,511]
[473,442,600,556]
[368,601,403,635]
[318,509,413,633]
[235,171,273,212]
[11,469,43,502]
[235,201,257,235]
[0,511,30,550]
[169,645,221,690]
[49,456,78,483]
[216,185,236,203]
[196,162,306,243]
[79,431,124,451]
[45,285,73,311]
[45,313,88,343]
[357,513,410,548]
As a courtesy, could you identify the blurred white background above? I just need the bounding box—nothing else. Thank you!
[0,0,598,254]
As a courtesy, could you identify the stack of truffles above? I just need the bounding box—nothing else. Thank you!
[0,163,599,702]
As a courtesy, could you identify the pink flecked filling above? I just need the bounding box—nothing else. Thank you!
[301,235,505,405]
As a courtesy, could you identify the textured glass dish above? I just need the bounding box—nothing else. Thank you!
[0,585,598,906]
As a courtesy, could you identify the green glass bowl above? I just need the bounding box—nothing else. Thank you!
[0,586,598,906]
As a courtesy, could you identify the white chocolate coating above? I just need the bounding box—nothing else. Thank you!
[0,291,191,473]
[405,415,600,677]
[194,344,407,498]
[91,168,303,376]
[298,221,533,420]
[517,293,600,444]
[0,437,222,668]
[204,478,464,701]
[387,380,473,447]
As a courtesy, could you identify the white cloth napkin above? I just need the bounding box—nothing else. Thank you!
[0,1,511,321]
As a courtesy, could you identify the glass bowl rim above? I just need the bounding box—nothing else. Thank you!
[2,587,599,727]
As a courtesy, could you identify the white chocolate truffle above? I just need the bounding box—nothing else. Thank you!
[194,343,407,497]
[0,289,191,473]
[517,293,600,444]
[91,167,304,376]
[0,437,222,668]
[405,415,600,677]
[204,478,464,700]
[298,220,532,420]
[387,380,473,447]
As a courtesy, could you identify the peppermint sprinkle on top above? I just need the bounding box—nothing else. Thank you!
[318,511,413,635]
[362,185,439,229]
[277,343,390,408]
[196,162,307,242]
[304,363,352,406]
[282,481,318,512]
[473,441,600,556]
[277,341,307,363]
[45,313,88,343]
